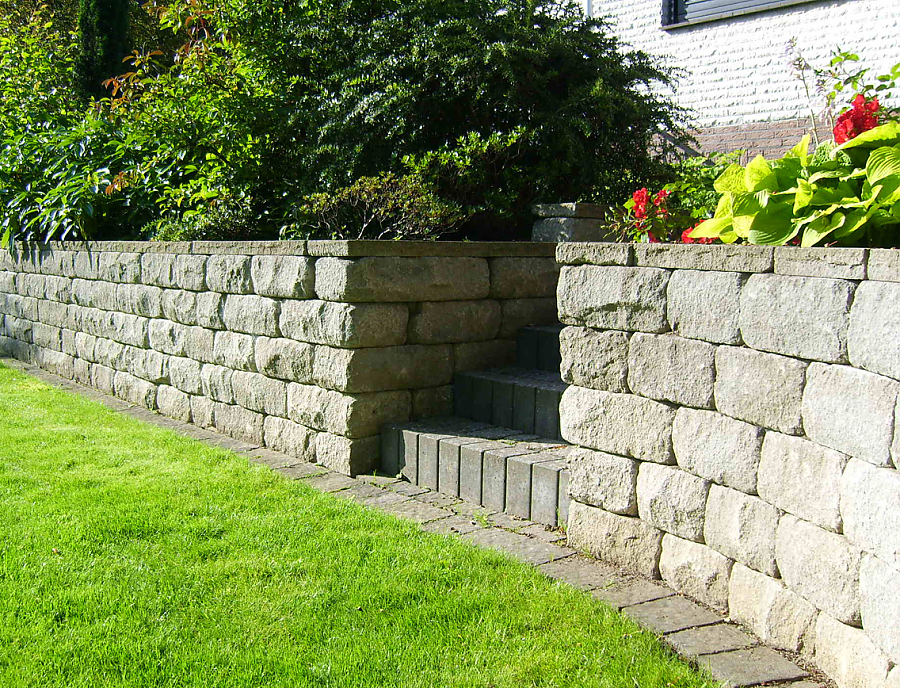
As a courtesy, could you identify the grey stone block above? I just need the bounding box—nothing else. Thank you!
[116,283,162,318]
[759,432,847,531]
[740,273,855,362]
[848,280,900,381]
[673,408,763,494]
[459,440,498,504]
[43,275,71,303]
[200,364,235,403]
[313,344,453,393]
[482,444,538,512]
[315,256,490,302]
[498,298,558,339]
[860,555,900,664]
[280,300,407,348]
[505,452,560,520]
[637,463,710,542]
[39,300,70,330]
[400,428,420,483]
[462,528,573,566]
[263,416,317,462]
[32,323,61,351]
[73,358,92,385]
[215,403,264,445]
[559,327,629,393]
[61,328,77,357]
[532,217,614,242]
[411,386,453,419]
[206,255,252,294]
[379,424,402,477]
[190,395,217,429]
[156,385,192,423]
[633,243,774,272]
[841,459,900,570]
[416,432,445,491]
[555,242,632,267]
[315,432,380,476]
[408,299,501,344]
[196,292,225,330]
[558,265,669,333]
[251,255,314,298]
[532,459,567,527]
[665,624,755,659]
[704,485,780,577]
[728,563,818,654]
[149,319,188,357]
[129,347,169,384]
[222,294,280,337]
[113,371,157,409]
[488,257,558,298]
[590,578,674,610]
[815,613,891,688]
[74,332,97,362]
[173,255,207,291]
[623,594,721,635]
[776,514,863,625]
[660,534,733,613]
[774,246,867,279]
[867,248,900,283]
[71,278,117,311]
[254,336,314,383]
[212,331,256,371]
[232,371,288,417]
[568,446,638,515]
[140,254,177,288]
[667,270,745,344]
[17,273,45,299]
[468,374,494,423]
[560,386,675,464]
[72,251,99,280]
[287,383,410,438]
[453,339,516,372]
[714,346,807,435]
[94,337,126,370]
[534,388,561,439]
[512,383,536,433]
[99,252,141,283]
[696,646,808,687]
[160,289,197,325]
[803,363,898,467]
[168,356,202,395]
[0,270,15,294]
[628,333,716,408]
[108,313,149,349]
[567,501,664,579]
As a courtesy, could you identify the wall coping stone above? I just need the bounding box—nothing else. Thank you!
[867,249,900,283]
[774,247,868,280]
[533,203,609,219]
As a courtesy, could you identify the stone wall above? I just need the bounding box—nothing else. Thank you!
[556,242,900,688]
[0,240,558,476]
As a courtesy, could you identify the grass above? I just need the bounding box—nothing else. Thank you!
[0,363,718,688]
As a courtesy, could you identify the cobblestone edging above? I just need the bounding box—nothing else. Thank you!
[2,357,827,688]
[557,242,900,688]
[0,241,558,476]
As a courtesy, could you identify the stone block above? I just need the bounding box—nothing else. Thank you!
[659,534,733,612]
[72,278,117,311]
[315,256,490,302]
[190,395,217,429]
[37,349,75,378]
[408,300,500,344]
[212,331,256,371]
[532,458,567,527]
[673,408,763,494]
[161,289,197,325]
[18,273,45,299]
[505,452,559,519]
[868,248,900,283]
[140,254,177,288]
[728,563,818,654]
[92,363,116,395]
[740,273,854,362]
[637,463,710,542]
[714,346,807,435]
[559,327,629,392]
[129,347,169,384]
[38,250,76,277]
[774,246,867,279]
[488,257,558,298]
[560,386,675,464]
[215,403,264,445]
[206,255,252,294]
[890,667,900,688]
[280,300,407,348]
[184,325,215,363]
[704,485,780,577]
[288,383,410,438]
[32,323,61,351]
[222,294,280,337]
[113,371,157,409]
[251,255,315,298]
[558,265,669,333]
[555,242,632,267]
[95,338,127,370]
[263,415,317,462]
[567,446,638,515]
[43,275,71,303]
[633,243,774,272]
[156,385,192,423]
[628,333,716,408]
[254,337,314,383]
[0,270,14,294]
[38,300,70,329]
[567,501,664,579]
[411,386,453,418]
[498,298,558,339]
[61,328,76,357]
[758,432,847,531]
[315,433,380,476]
[232,371,288,417]
[815,613,891,688]
[173,255,208,292]
[667,270,745,344]
[116,283,162,318]
[848,281,900,381]
[841,459,900,570]
[803,363,898,467]
[74,333,97,362]
[168,356,202,395]
[73,358,92,385]
[776,515,863,625]
[72,251,99,280]
[453,340,516,373]
[200,364,235,404]
[481,444,540,512]
[532,217,614,242]
[196,292,225,330]
[149,319,187,356]
[313,344,453,393]
[98,252,141,283]
[108,313,149,349]
[860,555,900,664]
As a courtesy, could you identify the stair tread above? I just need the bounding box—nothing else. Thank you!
[458,366,566,391]
[387,416,571,456]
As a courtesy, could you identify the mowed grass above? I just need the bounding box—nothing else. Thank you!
[0,363,718,688]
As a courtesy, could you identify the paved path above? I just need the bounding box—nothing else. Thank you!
[2,357,831,688]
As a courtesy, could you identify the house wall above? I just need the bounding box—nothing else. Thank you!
[556,241,900,688]
[589,0,900,156]
[0,240,558,476]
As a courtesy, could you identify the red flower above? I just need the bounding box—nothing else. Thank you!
[834,95,880,144]
[632,188,650,219]
[681,224,714,244]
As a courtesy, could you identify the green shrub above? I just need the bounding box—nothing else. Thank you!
[75,0,131,100]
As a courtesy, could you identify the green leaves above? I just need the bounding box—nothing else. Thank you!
[866,145,900,186]
[744,155,777,192]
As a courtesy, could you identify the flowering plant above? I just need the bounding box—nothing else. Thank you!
[834,94,880,144]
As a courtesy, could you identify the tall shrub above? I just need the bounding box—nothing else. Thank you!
[76,0,131,99]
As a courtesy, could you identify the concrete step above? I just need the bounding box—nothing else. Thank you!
[516,324,563,373]
[453,367,566,439]
[380,417,572,527]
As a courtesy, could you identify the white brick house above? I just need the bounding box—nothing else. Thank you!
[587,0,900,156]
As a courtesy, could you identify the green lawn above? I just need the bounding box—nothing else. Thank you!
[0,363,718,688]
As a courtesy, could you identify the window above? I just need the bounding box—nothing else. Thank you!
[662,0,817,28]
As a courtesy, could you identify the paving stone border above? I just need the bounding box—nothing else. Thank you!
[2,357,830,688]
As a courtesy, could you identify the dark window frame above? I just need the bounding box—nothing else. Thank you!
[662,0,821,29]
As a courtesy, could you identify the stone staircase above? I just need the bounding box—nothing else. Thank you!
[380,324,572,528]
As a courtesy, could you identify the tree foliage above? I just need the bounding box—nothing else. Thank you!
[75,0,132,99]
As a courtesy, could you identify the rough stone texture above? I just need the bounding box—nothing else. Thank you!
[222,295,279,337]
[156,385,192,423]
[555,242,632,267]
[665,624,755,659]
[623,595,722,635]
[212,331,256,372]
[568,447,639,516]
[802,363,898,467]
[697,646,808,687]
[262,416,317,461]
[232,371,288,417]
[633,243,774,273]
[167,356,202,395]
[559,327,629,392]
[32,323,61,351]
[841,459,900,570]
[628,333,716,408]
[315,256,490,302]
[860,555,900,664]
[130,348,169,384]
[660,534,733,612]
[140,254,177,288]
[533,203,609,219]
[758,432,847,532]
[149,319,189,357]
[113,371,157,409]
[408,300,501,344]
[848,280,900,381]
[190,395,216,429]
[567,501,664,579]
[728,563,818,654]
[740,273,854,363]
[868,248,900,283]
[195,292,225,330]
[280,300,408,348]
[560,386,675,464]
[215,403,264,445]
[254,337,314,383]
[115,283,162,318]
[667,270,745,344]
[173,255,207,292]
[161,289,197,325]
[99,252,141,284]
[776,515,863,626]
[888,667,900,688]
[531,217,614,242]
[815,613,891,688]
[250,255,314,299]
[72,278,116,311]
[200,364,235,404]
[453,340,516,373]
[637,463,710,542]
[558,265,669,333]
[704,485,780,577]
[313,344,453,393]
[315,433,380,476]
[488,257,558,298]
[774,246,867,280]
[411,386,453,419]
[498,298,558,339]
[673,408,763,494]
[206,255,252,294]
[288,383,410,438]
[714,346,807,435]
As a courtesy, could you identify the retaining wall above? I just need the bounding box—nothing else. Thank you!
[557,242,900,688]
[0,240,558,475]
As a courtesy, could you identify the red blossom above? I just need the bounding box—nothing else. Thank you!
[681,224,714,244]
[632,188,650,219]
[834,95,880,144]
